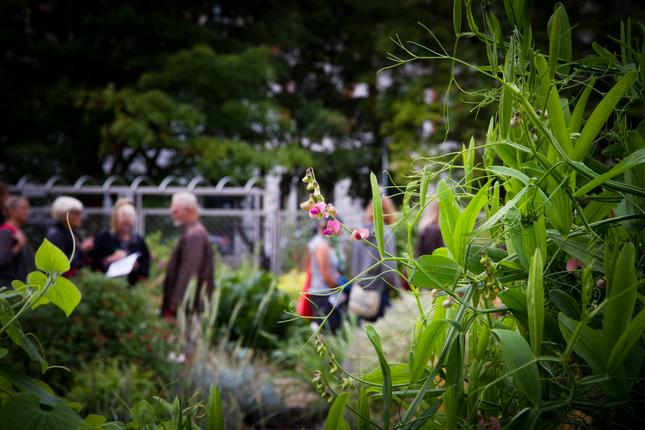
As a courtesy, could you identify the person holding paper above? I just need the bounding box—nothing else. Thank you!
[92,202,150,285]
[161,192,214,321]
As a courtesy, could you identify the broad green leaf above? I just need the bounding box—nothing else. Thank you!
[365,363,411,386]
[582,190,616,223]
[207,384,225,430]
[366,325,392,430]
[569,78,597,134]
[370,172,385,259]
[558,313,605,373]
[603,242,637,355]
[411,255,460,290]
[607,307,645,373]
[453,181,490,264]
[34,239,70,274]
[409,320,447,384]
[527,249,544,355]
[0,393,83,430]
[436,179,461,257]
[492,329,541,406]
[36,276,81,317]
[0,348,7,359]
[574,148,645,196]
[83,414,106,429]
[324,392,350,430]
[572,71,638,161]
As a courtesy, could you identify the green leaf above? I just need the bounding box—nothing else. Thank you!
[34,239,70,274]
[324,392,350,430]
[83,414,106,429]
[488,166,530,185]
[572,71,638,161]
[603,242,637,355]
[370,172,385,259]
[409,320,447,384]
[574,148,645,196]
[527,249,544,356]
[453,181,490,264]
[411,255,460,290]
[569,78,597,134]
[34,276,81,317]
[0,393,82,430]
[453,0,462,35]
[0,348,7,359]
[206,384,225,430]
[547,3,571,77]
[492,329,542,406]
[366,325,392,430]
[549,289,580,320]
[436,179,461,257]
[364,363,411,386]
[558,313,605,373]
[356,387,370,430]
[443,384,457,430]
[607,307,645,373]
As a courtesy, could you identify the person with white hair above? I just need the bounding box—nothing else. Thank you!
[46,196,94,275]
[91,200,150,285]
[161,191,214,320]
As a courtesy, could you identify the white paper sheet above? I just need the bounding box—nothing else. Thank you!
[106,252,140,278]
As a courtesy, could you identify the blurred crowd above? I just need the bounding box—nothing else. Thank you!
[0,182,213,322]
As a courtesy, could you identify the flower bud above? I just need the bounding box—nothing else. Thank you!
[300,199,315,211]
[442,296,455,308]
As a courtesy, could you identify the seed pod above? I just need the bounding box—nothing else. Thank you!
[509,111,521,128]
[442,296,455,308]
[530,127,538,142]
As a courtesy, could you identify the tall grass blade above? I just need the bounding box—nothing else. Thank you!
[366,325,392,430]
[527,249,544,356]
[370,172,385,259]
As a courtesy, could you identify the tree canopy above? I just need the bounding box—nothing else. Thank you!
[1,0,642,201]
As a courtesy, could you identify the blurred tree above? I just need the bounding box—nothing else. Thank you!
[1,0,642,202]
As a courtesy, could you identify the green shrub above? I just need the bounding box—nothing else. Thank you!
[14,270,171,392]
[214,266,298,350]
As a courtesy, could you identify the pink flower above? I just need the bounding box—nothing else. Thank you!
[350,228,369,240]
[566,258,581,272]
[309,202,327,219]
[322,219,341,236]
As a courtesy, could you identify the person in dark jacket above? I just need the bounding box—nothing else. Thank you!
[92,200,150,285]
[161,192,214,320]
[46,196,94,275]
[415,200,444,257]
[0,196,34,287]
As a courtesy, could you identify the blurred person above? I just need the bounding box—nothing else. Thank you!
[307,220,346,332]
[161,192,214,320]
[0,182,9,224]
[46,196,94,275]
[91,201,150,285]
[415,200,444,257]
[350,196,399,321]
[0,196,34,287]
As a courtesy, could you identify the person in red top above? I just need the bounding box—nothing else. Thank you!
[0,196,34,287]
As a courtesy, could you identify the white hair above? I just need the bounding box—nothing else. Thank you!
[171,191,199,212]
[51,196,84,222]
